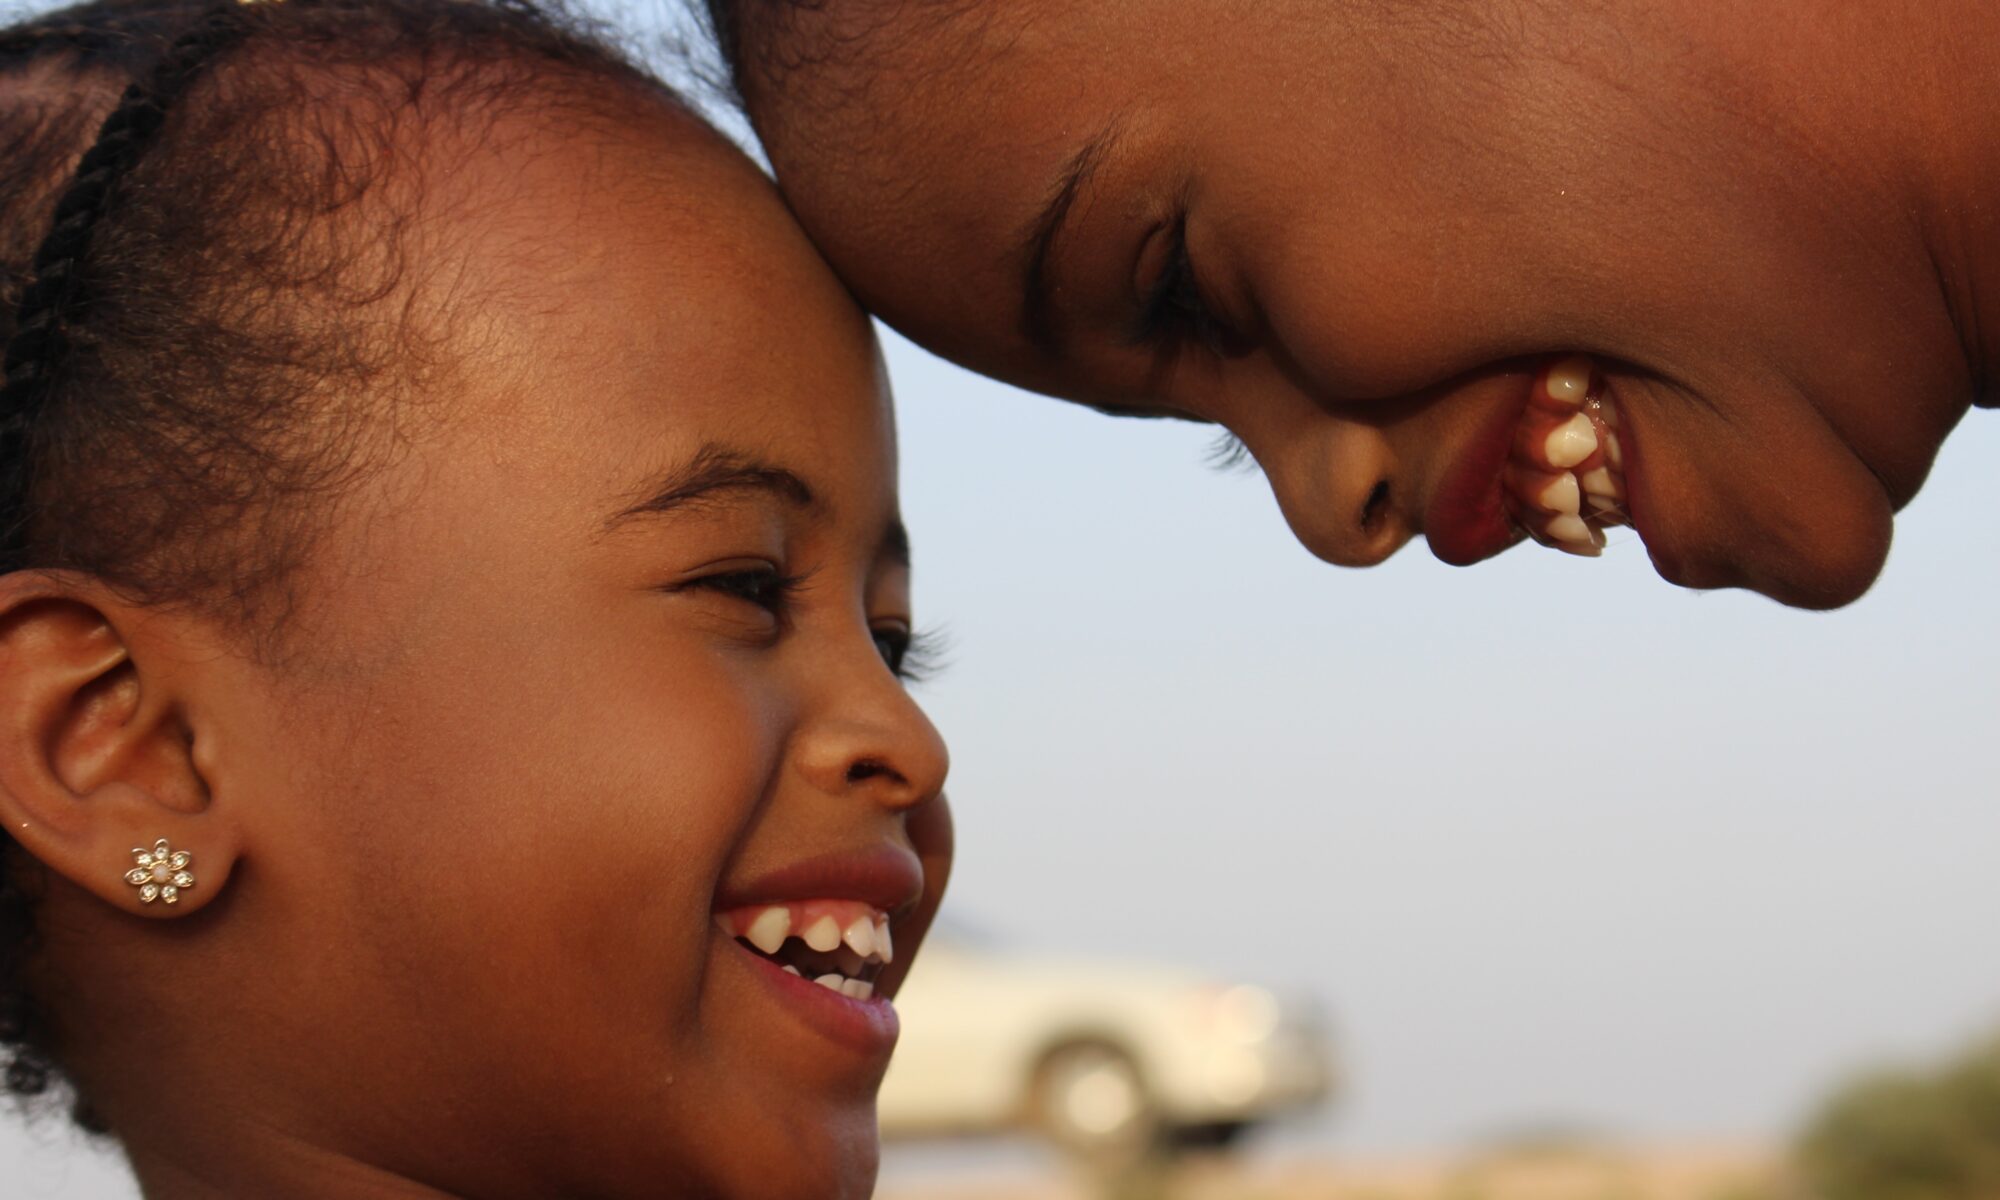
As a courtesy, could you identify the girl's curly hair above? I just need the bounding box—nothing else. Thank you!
[0,0,681,1127]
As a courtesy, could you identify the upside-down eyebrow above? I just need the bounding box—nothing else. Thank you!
[606,443,819,529]
[1084,403,1211,422]
[880,519,911,569]
[1018,121,1126,359]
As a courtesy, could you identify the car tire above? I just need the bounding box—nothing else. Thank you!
[1168,1120,1251,1151]
[1028,1041,1161,1162]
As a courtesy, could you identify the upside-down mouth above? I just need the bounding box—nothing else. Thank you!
[1500,356,1628,555]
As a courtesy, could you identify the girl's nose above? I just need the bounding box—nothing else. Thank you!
[1259,423,1412,568]
[794,661,949,812]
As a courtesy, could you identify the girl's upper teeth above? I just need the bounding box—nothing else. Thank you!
[1501,356,1628,556]
[1578,466,1616,496]
[1539,472,1581,515]
[1545,357,1593,404]
[802,914,843,952]
[717,899,895,965]
[745,905,790,954]
[1543,412,1599,468]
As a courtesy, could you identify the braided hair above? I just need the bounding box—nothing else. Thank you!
[0,7,254,575]
[0,0,680,1126]
[0,0,245,1124]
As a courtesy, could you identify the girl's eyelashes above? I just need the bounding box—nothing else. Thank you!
[1203,429,1258,474]
[1132,215,1247,357]
[672,565,941,680]
[677,564,808,619]
[874,625,947,682]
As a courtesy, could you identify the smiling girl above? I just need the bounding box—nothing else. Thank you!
[705,0,2000,609]
[0,1,947,1196]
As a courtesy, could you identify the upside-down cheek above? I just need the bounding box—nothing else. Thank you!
[1738,464,1893,609]
[1619,381,1894,608]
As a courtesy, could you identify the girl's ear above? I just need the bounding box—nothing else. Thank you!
[0,573,237,917]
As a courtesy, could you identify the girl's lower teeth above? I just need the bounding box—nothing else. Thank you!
[1504,356,1627,556]
[777,963,876,1000]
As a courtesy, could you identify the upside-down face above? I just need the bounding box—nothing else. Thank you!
[733,0,1983,608]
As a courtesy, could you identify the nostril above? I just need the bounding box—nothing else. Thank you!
[1359,480,1390,531]
[846,759,900,786]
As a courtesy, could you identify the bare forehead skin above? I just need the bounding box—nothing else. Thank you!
[393,80,882,441]
[745,6,1047,234]
[746,1,1136,381]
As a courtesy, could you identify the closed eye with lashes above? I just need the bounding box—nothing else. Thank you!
[680,567,942,682]
[687,566,808,611]
[1135,216,1245,356]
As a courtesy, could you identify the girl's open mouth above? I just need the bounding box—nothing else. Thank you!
[1426,356,1635,568]
[717,899,895,998]
[715,899,901,1054]
[1499,357,1629,555]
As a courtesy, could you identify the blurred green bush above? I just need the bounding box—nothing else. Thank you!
[1796,1032,2000,1200]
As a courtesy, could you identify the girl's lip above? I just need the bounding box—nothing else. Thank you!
[1425,392,1532,566]
[1609,409,1681,584]
[726,936,900,1058]
[716,846,924,918]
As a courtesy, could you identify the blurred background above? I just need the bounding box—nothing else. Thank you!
[6,331,1997,1199]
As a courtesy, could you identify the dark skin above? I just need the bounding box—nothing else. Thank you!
[735,0,2000,608]
[0,92,948,1199]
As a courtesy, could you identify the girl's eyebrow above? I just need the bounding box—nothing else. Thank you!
[880,519,911,569]
[606,442,819,529]
[1017,119,1127,359]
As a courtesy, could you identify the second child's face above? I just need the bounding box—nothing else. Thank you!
[165,107,947,1197]
[741,0,1973,609]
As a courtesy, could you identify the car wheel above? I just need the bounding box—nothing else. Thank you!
[1168,1120,1251,1151]
[1029,1041,1160,1161]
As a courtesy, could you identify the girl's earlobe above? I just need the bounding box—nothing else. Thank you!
[121,836,201,909]
[0,576,238,918]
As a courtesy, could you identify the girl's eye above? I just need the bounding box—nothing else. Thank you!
[1135,217,1247,357]
[682,566,805,615]
[874,625,946,682]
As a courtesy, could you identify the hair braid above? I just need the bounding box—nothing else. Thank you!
[0,24,119,58]
[0,0,256,1126]
[0,1,253,569]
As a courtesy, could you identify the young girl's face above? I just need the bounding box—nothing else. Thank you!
[735,1,1974,609]
[72,107,948,1197]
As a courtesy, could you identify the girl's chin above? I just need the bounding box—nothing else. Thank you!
[1633,505,1890,609]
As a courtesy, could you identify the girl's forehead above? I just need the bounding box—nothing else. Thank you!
[442,105,874,376]
[406,99,894,490]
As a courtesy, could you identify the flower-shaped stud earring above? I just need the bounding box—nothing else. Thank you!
[125,839,195,905]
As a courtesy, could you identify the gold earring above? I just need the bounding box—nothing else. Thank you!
[124,839,195,905]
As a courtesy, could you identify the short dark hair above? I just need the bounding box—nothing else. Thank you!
[0,0,683,1126]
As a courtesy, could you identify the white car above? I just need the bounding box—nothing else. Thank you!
[878,934,1334,1157]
